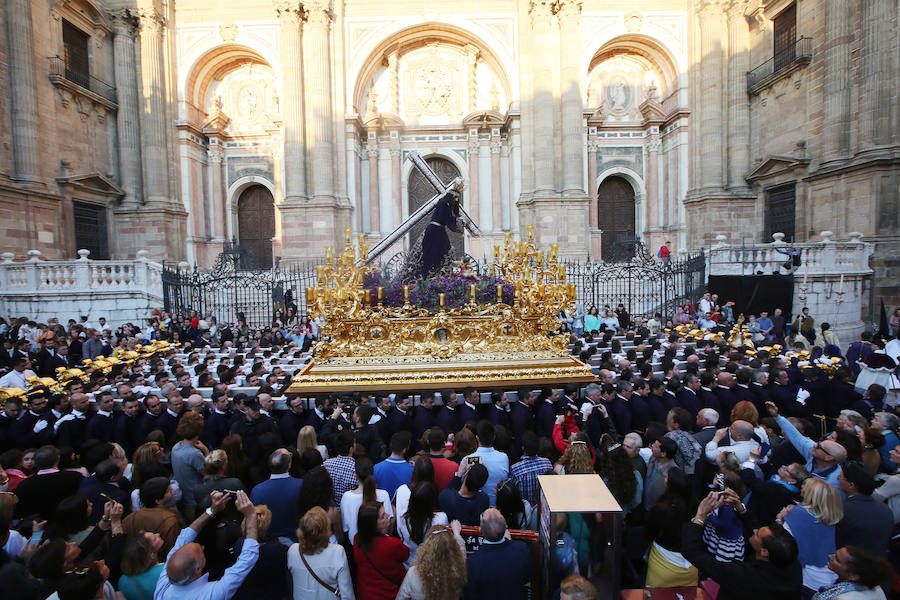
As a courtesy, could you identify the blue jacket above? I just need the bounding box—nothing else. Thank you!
[249,475,303,540]
[464,538,531,600]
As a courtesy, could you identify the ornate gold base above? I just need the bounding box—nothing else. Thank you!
[286,352,597,394]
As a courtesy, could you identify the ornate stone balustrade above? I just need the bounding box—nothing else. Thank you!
[0,250,164,328]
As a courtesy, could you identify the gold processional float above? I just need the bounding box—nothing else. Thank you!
[287,226,597,394]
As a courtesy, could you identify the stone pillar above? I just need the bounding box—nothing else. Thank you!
[857,0,890,152]
[387,50,400,115]
[274,1,307,202]
[466,46,479,113]
[391,145,402,228]
[529,0,556,195]
[303,1,335,201]
[112,10,143,204]
[587,139,598,227]
[208,145,225,239]
[725,1,750,190]
[697,1,725,192]
[137,8,171,205]
[367,143,380,233]
[558,0,585,196]
[490,140,502,232]
[467,136,480,230]
[646,136,660,230]
[6,0,41,184]
[821,0,851,163]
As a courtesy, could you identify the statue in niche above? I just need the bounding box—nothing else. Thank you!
[607,77,630,112]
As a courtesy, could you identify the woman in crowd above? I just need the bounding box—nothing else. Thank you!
[170,412,207,519]
[395,456,435,521]
[813,546,893,600]
[597,437,642,515]
[554,436,594,474]
[860,428,886,477]
[192,449,245,507]
[297,466,336,523]
[495,478,537,530]
[354,503,410,600]
[780,478,844,598]
[450,427,477,463]
[221,433,252,486]
[297,425,328,460]
[288,506,355,600]
[584,306,601,334]
[399,481,447,567]
[645,468,697,588]
[396,523,467,600]
[117,531,165,600]
[48,495,93,545]
[341,458,393,545]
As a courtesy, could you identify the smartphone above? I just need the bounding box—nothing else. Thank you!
[466,456,481,465]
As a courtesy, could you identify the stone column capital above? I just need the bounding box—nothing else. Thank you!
[587,139,600,152]
[490,140,502,154]
[529,0,555,26]
[467,139,481,154]
[304,1,333,29]
[273,1,305,25]
[725,0,750,20]
[646,136,662,152]
[366,145,379,159]
[111,9,139,37]
[556,0,583,22]
[137,8,166,32]
[208,148,224,164]
[697,0,726,17]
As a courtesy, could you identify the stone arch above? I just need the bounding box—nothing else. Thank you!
[182,45,278,123]
[351,24,513,120]
[235,184,276,268]
[226,175,277,246]
[596,166,645,243]
[586,34,681,106]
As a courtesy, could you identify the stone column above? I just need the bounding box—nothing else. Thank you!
[387,50,400,115]
[274,1,307,202]
[391,145,402,228]
[529,0,556,195]
[137,8,171,205]
[208,145,225,239]
[367,143,380,233]
[490,140,502,231]
[467,136,480,230]
[112,10,143,204]
[725,1,750,191]
[587,139,598,227]
[646,136,660,230]
[821,0,851,163]
[697,1,725,192]
[304,1,335,201]
[6,0,41,184]
[466,46,479,113]
[558,0,585,196]
[857,0,890,151]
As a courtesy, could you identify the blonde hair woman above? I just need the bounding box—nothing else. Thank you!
[287,507,355,599]
[554,434,594,475]
[396,523,467,600]
[779,478,843,596]
[297,425,328,460]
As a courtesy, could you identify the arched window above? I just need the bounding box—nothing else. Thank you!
[597,176,636,260]
[237,185,275,268]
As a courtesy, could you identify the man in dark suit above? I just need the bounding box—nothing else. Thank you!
[508,389,535,448]
[677,373,703,417]
[534,390,558,439]
[55,393,92,451]
[0,338,27,369]
[85,390,116,443]
[373,394,393,445]
[464,508,531,600]
[305,397,328,435]
[77,458,132,524]
[14,445,84,519]
[713,372,739,421]
[114,397,145,456]
[646,379,670,424]
[411,393,437,442]
[34,337,68,377]
[436,390,461,436]
[836,463,893,557]
[387,394,413,438]
[733,369,756,409]
[458,388,481,427]
[698,372,721,414]
[487,391,511,432]
[768,369,807,419]
[278,395,306,448]
[154,393,185,445]
[230,398,279,462]
[13,390,49,448]
[749,371,772,413]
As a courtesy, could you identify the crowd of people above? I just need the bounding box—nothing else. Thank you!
[0,299,898,600]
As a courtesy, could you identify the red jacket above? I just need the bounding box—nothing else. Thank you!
[353,535,410,600]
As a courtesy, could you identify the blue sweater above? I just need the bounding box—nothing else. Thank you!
[784,505,834,567]
[250,474,304,540]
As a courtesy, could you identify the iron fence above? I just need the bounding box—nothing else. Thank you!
[747,36,813,94]
[163,242,706,326]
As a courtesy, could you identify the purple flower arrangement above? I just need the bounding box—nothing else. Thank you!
[361,271,514,310]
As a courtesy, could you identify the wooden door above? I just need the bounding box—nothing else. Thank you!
[237,185,275,268]
[596,176,636,260]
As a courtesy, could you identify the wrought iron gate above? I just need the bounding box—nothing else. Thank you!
[163,243,705,326]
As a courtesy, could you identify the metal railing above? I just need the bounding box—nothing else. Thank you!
[48,56,117,104]
[747,36,813,94]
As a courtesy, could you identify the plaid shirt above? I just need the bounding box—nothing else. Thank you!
[324,455,358,506]
[510,455,552,505]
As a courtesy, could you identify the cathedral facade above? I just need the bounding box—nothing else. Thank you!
[0,1,897,302]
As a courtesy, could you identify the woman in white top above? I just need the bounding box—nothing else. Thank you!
[398,481,447,568]
[394,456,435,521]
[340,457,393,544]
[288,506,355,600]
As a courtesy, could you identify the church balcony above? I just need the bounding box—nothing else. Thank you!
[48,56,118,110]
[747,36,813,96]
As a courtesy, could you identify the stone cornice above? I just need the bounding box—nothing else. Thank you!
[273,0,305,25]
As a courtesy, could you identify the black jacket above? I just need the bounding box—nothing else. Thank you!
[680,522,802,600]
